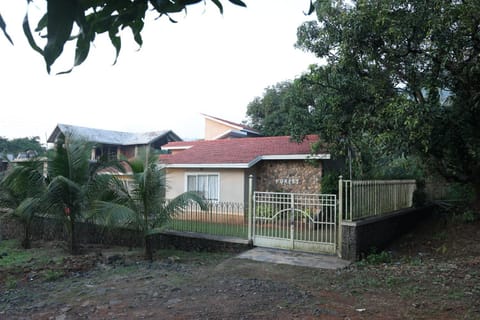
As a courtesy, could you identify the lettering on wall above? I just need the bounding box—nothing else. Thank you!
[275,177,300,185]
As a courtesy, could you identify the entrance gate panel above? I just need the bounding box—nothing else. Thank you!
[253,192,337,254]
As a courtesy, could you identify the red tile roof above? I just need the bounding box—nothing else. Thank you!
[160,135,329,168]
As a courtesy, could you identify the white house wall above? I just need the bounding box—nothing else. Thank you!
[165,168,245,203]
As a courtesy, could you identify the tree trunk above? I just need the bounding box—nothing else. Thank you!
[70,219,79,255]
[22,224,31,249]
[145,235,153,262]
[473,183,480,213]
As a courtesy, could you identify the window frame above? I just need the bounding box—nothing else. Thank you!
[184,172,220,202]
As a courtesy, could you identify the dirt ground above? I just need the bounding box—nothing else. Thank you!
[1,212,480,320]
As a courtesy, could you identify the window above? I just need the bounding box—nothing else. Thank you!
[186,173,219,201]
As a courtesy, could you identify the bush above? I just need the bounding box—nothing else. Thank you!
[360,248,392,265]
[320,171,343,194]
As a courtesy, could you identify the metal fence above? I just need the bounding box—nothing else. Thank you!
[339,177,416,221]
[252,191,337,253]
[166,201,248,238]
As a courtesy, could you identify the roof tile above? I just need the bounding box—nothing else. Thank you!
[161,135,326,167]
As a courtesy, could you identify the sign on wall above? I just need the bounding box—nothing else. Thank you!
[275,177,300,185]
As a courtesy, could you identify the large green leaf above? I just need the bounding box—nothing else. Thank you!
[228,0,246,8]
[0,13,13,45]
[23,13,43,55]
[44,0,77,73]
[108,28,121,65]
[306,0,315,15]
[211,0,224,14]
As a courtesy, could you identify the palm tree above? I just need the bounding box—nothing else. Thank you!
[44,134,119,254]
[92,149,206,261]
[0,161,46,249]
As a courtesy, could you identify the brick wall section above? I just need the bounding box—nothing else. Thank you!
[254,160,322,194]
[340,205,435,260]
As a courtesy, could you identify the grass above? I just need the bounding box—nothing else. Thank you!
[166,220,248,238]
[43,270,65,282]
[0,239,66,270]
[0,240,35,267]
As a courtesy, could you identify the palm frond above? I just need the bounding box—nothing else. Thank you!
[43,175,83,216]
[156,191,206,228]
[48,134,92,184]
[14,197,41,224]
[1,164,46,198]
[89,200,137,229]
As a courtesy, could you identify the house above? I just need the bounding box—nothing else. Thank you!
[201,113,262,140]
[47,124,182,161]
[160,135,332,203]
[0,154,13,174]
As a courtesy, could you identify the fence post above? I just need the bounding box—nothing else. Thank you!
[337,175,343,258]
[248,174,253,243]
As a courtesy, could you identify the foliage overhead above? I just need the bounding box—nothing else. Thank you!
[1,0,246,73]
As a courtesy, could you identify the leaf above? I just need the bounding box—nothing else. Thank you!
[0,13,14,45]
[44,0,77,73]
[228,0,246,7]
[22,13,43,55]
[108,28,121,65]
[35,14,48,33]
[211,0,224,14]
[305,0,315,15]
[74,36,90,67]
[74,13,91,67]
[129,19,144,47]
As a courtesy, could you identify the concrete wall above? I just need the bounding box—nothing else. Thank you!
[340,205,435,261]
[1,217,249,253]
[151,231,251,253]
[204,118,231,140]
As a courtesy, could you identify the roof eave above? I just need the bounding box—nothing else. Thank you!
[164,153,331,169]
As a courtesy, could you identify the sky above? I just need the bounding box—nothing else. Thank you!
[0,1,318,144]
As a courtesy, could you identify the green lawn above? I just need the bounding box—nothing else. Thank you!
[166,220,248,238]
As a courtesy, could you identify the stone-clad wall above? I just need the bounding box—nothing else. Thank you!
[254,160,322,194]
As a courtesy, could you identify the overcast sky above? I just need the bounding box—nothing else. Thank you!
[0,1,318,144]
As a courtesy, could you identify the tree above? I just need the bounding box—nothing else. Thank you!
[0,0,246,73]
[0,137,45,156]
[43,134,118,254]
[91,149,206,260]
[245,79,319,137]
[0,161,46,249]
[292,0,480,208]
[245,61,408,178]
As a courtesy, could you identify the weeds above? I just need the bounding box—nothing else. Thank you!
[5,276,17,290]
[43,270,64,282]
[0,240,32,267]
[358,249,392,266]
